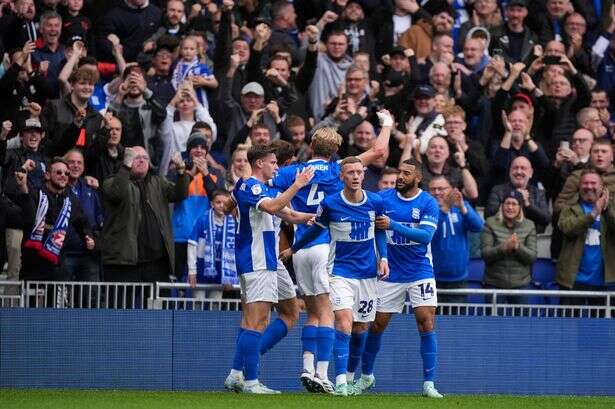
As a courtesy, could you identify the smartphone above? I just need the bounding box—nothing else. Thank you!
[559,140,570,150]
[543,55,562,65]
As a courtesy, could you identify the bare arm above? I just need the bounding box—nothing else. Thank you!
[357,110,393,166]
[276,207,315,225]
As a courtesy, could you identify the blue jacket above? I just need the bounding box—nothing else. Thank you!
[431,201,484,282]
[63,178,104,255]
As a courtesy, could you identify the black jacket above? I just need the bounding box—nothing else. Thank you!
[96,2,162,62]
[489,25,539,65]
[85,127,125,183]
[40,95,103,154]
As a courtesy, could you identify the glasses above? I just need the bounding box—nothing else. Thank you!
[445,120,464,126]
[53,170,70,176]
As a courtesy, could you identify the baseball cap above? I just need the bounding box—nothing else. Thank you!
[23,118,43,132]
[389,46,406,58]
[241,82,265,97]
[414,84,436,98]
[512,92,533,107]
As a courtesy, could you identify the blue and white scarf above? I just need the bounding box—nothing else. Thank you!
[24,191,72,265]
[196,210,237,285]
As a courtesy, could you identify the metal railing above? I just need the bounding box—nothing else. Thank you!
[0,281,24,307]
[430,289,614,318]
[2,281,614,318]
[24,281,154,309]
[153,282,242,311]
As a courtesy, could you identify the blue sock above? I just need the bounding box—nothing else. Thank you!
[260,318,288,355]
[232,327,245,371]
[420,331,437,382]
[239,329,261,381]
[302,325,318,355]
[348,331,367,373]
[361,331,383,376]
[334,330,351,377]
[316,326,335,362]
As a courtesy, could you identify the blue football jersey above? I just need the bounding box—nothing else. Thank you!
[270,159,343,248]
[379,188,439,283]
[232,177,277,274]
[315,190,384,280]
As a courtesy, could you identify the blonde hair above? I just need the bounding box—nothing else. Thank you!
[442,104,466,121]
[310,127,342,157]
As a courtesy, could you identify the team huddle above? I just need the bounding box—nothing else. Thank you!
[223,110,442,397]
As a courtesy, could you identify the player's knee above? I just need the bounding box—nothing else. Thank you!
[370,319,387,334]
[417,316,434,333]
[279,301,300,328]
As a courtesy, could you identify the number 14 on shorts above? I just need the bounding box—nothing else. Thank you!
[418,282,434,300]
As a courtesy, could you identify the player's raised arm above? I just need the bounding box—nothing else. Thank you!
[259,167,315,214]
[357,109,394,166]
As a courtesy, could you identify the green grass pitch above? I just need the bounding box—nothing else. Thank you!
[1,390,614,409]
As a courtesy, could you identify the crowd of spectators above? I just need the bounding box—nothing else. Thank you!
[0,0,614,308]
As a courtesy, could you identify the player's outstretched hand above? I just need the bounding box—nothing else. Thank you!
[375,215,390,230]
[294,166,315,188]
[279,248,293,262]
[188,274,197,288]
[378,259,389,280]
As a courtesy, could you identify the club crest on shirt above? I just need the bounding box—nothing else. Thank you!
[251,184,262,195]
[412,208,421,219]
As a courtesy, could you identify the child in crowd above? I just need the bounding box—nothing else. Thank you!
[187,190,237,300]
[171,35,218,109]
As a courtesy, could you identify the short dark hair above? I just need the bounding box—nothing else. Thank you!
[270,139,295,166]
[429,174,452,187]
[580,166,603,181]
[379,166,399,178]
[401,158,423,174]
[47,156,69,170]
[250,123,271,136]
[77,56,98,68]
[211,189,231,201]
[325,29,347,43]
[591,138,613,152]
[192,122,212,134]
[247,144,276,166]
